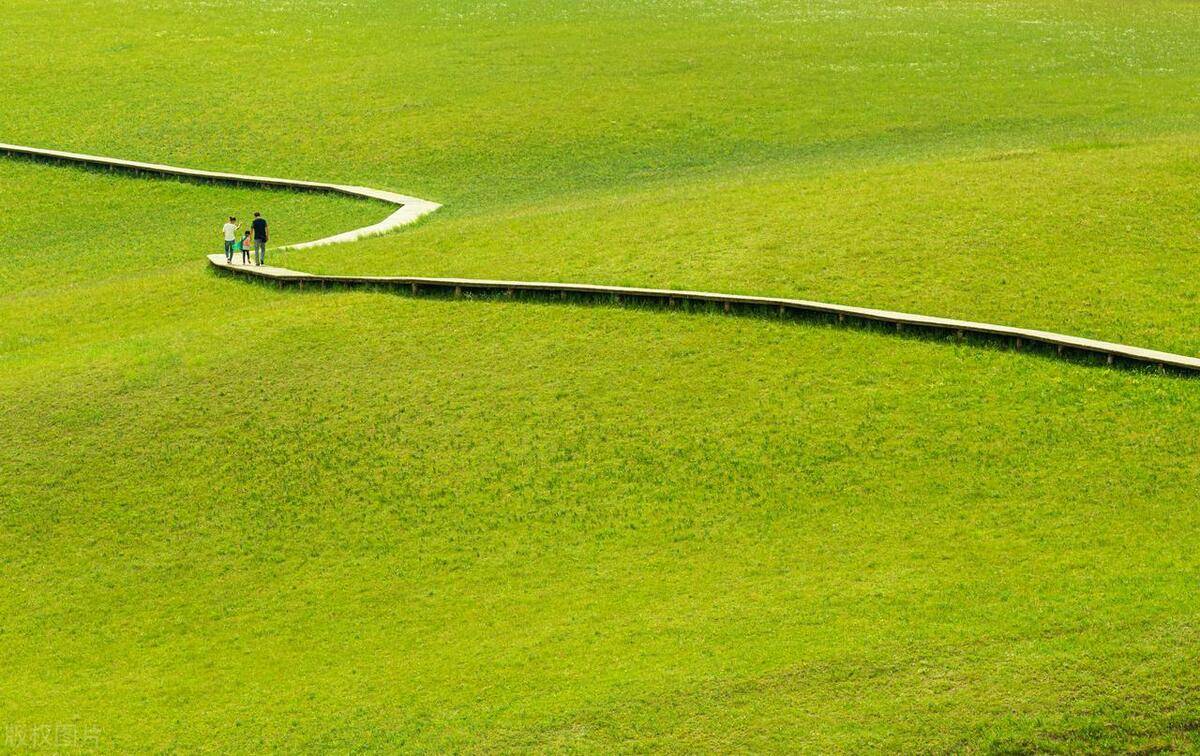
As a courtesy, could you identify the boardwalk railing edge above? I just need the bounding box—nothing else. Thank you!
[206,254,1200,375]
[0,142,442,251]
[3,140,1195,375]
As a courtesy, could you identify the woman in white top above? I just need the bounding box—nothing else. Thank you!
[222,216,241,262]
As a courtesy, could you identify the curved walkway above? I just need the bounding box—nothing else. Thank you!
[0,142,441,249]
[3,141,1198,374]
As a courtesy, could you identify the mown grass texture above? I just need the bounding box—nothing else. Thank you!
[2,0,1200,751]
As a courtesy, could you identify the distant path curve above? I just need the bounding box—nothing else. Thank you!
[3,141,1197,374]
[0,141,441,249]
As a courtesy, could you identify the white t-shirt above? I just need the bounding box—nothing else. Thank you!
[222,222,237,241]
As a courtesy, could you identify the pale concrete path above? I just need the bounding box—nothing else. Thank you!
[0,142,441,250]
[4,141,1198,374]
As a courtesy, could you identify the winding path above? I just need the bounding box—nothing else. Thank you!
[3,141,1197,374]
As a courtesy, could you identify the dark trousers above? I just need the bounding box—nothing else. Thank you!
[224,240,235,261]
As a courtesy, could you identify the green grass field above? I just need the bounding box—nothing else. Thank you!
[3,0,1200,751]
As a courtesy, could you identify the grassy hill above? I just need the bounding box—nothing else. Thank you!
[3,0,1200,751]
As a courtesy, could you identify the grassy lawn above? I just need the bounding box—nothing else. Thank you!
[2,0,1200,751]
[288,135,1200,354]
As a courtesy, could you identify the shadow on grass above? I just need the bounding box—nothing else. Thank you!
[210,265,1189,379]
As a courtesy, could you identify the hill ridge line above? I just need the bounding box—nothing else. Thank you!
[3,141,1195,374]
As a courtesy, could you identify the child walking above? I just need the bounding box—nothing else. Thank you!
[237,230,252,264]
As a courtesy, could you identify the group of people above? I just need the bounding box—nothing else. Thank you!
[222,212,269,265]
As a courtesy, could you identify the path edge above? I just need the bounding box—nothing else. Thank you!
[206,254,1200,375]
[3,140,1194,375]
[0,141,442,250]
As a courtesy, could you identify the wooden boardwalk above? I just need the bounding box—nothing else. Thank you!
[0,142,441,250]
[205,254,1200,374]
[3,140,1196,374]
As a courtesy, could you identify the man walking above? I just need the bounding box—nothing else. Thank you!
[222,216,240,262]
[251,212,269,266]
